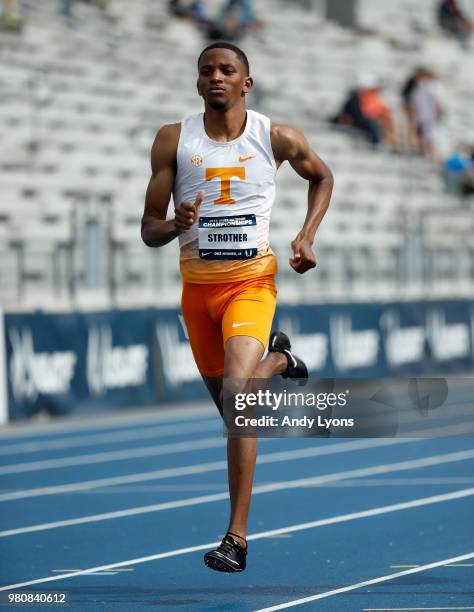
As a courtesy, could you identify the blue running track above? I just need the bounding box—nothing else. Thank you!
[0,401,473,611]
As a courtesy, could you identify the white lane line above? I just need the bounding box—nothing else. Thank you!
[254,551,474,611]
[1,487,473,591]
[0,459,229,502]
[48,477,474,494]
[2,404,472,473]
[391,564,474,569]
[0,408,474,475]
[364,607,474,611]
[318,477,474,487]
[0,435,239,475]
[0,419,471,502]
[2,448,474,537]
[0,437,417,502]
[0,404,215,440]
[51,568,134,573]
[77,484,227,493]
[0,418,220,457]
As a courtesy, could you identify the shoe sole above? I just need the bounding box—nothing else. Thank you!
[204,555,244,573]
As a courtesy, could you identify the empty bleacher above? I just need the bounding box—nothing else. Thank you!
[0,0,473,309]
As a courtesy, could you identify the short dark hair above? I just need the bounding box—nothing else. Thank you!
[197,42,250,75]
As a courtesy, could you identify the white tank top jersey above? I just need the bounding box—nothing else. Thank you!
[173,109,278,283]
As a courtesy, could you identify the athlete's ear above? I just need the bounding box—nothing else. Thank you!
[242,76,253,95]
[197,80,203,97]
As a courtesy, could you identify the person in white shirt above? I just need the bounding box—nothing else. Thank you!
[409,68,447,162]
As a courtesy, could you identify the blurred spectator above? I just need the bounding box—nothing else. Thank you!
[331,73,398,149]
[401,67,423,151]
[1,0,23,31]
[59,0,109,23]
[188,0,208,25]
[82,0,107,7]
[59,0,74,21]
[208,0,263,41]
[168,0,192,17]
[406,68,447,163]
[169,1,211,30]
[82,0,108,9]
[438,0,472,49]
[444,144,474,196]
[169,0,191,18]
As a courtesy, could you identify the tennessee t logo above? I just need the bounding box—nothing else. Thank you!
[205,167,245,205]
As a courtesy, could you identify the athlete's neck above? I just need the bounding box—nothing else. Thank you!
[203,106,248,143]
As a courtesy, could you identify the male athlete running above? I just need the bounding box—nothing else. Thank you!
[141,42,333,573]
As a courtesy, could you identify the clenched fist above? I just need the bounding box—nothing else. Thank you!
[174,190,204,233]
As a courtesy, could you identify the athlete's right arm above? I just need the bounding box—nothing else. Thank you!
[141,124,181,247]
[141,123,204,248]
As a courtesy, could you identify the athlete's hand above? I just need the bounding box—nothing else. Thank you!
[289,235,317,274]
[174,190,204,233]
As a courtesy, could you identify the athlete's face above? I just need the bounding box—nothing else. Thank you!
[197,49,252,111]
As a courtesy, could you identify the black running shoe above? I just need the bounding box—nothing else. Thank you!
[269,331,309,386]
[204,532,247,573]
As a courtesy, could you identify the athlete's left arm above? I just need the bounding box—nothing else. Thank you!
[271,124,334,274]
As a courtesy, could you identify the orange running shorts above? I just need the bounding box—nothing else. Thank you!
[181,275,277,377]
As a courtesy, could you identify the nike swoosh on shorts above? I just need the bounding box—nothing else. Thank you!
[232,322,256,328]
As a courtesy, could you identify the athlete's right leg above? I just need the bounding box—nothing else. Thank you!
[181,282,226,416]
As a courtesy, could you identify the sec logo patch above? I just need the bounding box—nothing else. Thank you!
[191,154,203,167]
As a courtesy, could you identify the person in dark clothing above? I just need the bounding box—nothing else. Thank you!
[438,0,472,48]
[207,0,262,41]
[333,89,381,144]
[401,67,425,152]
[332,73,397,148]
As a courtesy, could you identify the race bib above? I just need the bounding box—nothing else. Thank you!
[198,214,257,260]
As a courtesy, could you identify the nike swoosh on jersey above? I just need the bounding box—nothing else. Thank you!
[232,322,256,328]
[239,155,256,162]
